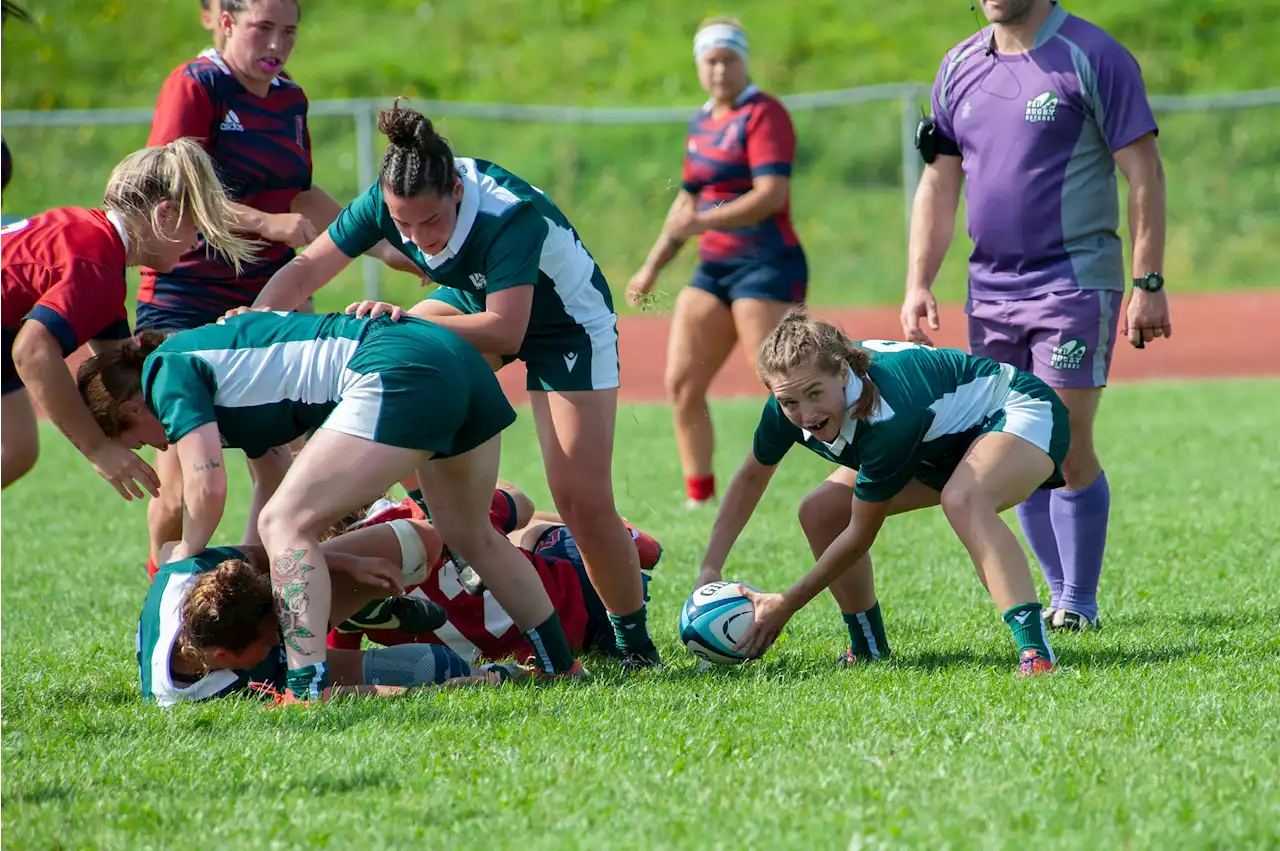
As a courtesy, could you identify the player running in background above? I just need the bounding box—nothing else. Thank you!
[198,0,225,50]
[248,102,662,672]
[696,310,1069,677]
[78,310,585,703]
[139,0,408,576]
[328,484,664,664]
[142,518,521,707]
[627,17,806,509]
[901,0,1171,631]
[1,140,257,493]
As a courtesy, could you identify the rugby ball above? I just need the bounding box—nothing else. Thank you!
[680,580,759,665]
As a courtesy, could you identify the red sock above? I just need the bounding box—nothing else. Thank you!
[685,475,715,502]
[146,556,159,581]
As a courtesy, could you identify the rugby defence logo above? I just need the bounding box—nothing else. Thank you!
[1050,338,1087,370]
[1025,92,1059,123]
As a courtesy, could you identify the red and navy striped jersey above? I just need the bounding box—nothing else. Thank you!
[1,207,132,354]
[141,49,313,315]
[326,494,591,664]
[681,86,802,262]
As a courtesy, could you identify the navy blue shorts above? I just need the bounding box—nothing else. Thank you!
[134,301,231,335]
[534,525,652,657]
[690,251,808,306]
[2,327,23,395]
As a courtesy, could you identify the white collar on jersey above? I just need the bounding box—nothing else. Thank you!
[417,157,481,271]
[801,372,864,453]
[702,82,759,112]
[199,47,283,87]
[104,209,129,254]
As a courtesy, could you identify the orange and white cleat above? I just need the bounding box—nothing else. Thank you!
[1016,649,1057,677]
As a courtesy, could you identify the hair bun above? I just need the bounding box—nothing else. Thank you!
[378,99,438,149]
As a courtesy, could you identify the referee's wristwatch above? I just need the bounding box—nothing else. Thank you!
[1133,272,1165,292]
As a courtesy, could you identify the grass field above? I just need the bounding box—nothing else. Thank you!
[3,379,1279,849]
[3,1,1279,314]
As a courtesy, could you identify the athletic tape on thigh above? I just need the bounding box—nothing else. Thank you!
[387,518,429,586]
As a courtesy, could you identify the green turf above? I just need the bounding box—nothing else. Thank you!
[2,1,1278,314]
[3,379,1279,848]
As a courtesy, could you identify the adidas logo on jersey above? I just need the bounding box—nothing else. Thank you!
[468,272,487,290]
[1050,338,1087,370]
[220,110,245,132]
[1025,92,1059,123]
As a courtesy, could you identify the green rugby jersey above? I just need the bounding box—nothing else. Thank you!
[142,311,375,459]
[137,546,283,706]
[328,158,616,346]
[753,340,1019,502]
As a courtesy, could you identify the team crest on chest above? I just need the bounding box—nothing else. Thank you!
[1025,92,1059,123]
[468,272,487,290]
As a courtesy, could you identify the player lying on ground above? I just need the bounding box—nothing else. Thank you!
[248,100,661,671]
[78,309,585,704]
[695,309,1070,677]
[142,516,523,707]
[327,484,664,664]
[1,139,257,494]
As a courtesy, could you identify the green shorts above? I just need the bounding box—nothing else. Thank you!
[426,286,620,393]
[913,368,1071,492]
[322,316,516,458]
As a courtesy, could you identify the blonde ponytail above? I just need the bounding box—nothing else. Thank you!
[103,138,262,274]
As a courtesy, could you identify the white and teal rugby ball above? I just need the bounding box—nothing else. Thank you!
[680,580,759,665]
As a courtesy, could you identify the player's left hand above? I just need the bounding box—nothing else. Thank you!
[663,204,706,241]
[337,558,404,594]
[345,300,404,321]
[1124,288,1172,349]
[734,586,795,659]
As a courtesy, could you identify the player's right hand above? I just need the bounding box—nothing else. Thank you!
[345,300,404,321]
[900,285,940,346]
[692,566,723,593]
[218,305,273,323]
[263,213,318,248]
[626,267,658,309]
[89,443,160,501]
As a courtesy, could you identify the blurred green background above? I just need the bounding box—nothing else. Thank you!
[3,0,1278,313]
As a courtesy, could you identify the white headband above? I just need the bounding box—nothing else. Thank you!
[694,23,749,63]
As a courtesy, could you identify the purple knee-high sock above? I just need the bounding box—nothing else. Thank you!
[1052,472,1110,620]
[1015,488,1063,608]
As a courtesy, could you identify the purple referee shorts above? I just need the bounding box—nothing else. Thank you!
[966,289,1124,390]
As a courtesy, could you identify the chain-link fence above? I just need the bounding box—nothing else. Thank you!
[4,86,1277,312]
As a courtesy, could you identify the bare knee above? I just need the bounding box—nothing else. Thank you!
[664,360,709,409]
[258,497,324,544]
[940,481,995,536]
[1061,439,1101,488]
[798,485,851,544]
[548,475,617,529]
[2,439,39,485]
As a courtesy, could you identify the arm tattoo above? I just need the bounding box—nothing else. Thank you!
[272,547,316,655]
[193,459,222,472]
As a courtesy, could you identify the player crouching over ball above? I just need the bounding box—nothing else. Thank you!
[693,308,1070,677]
